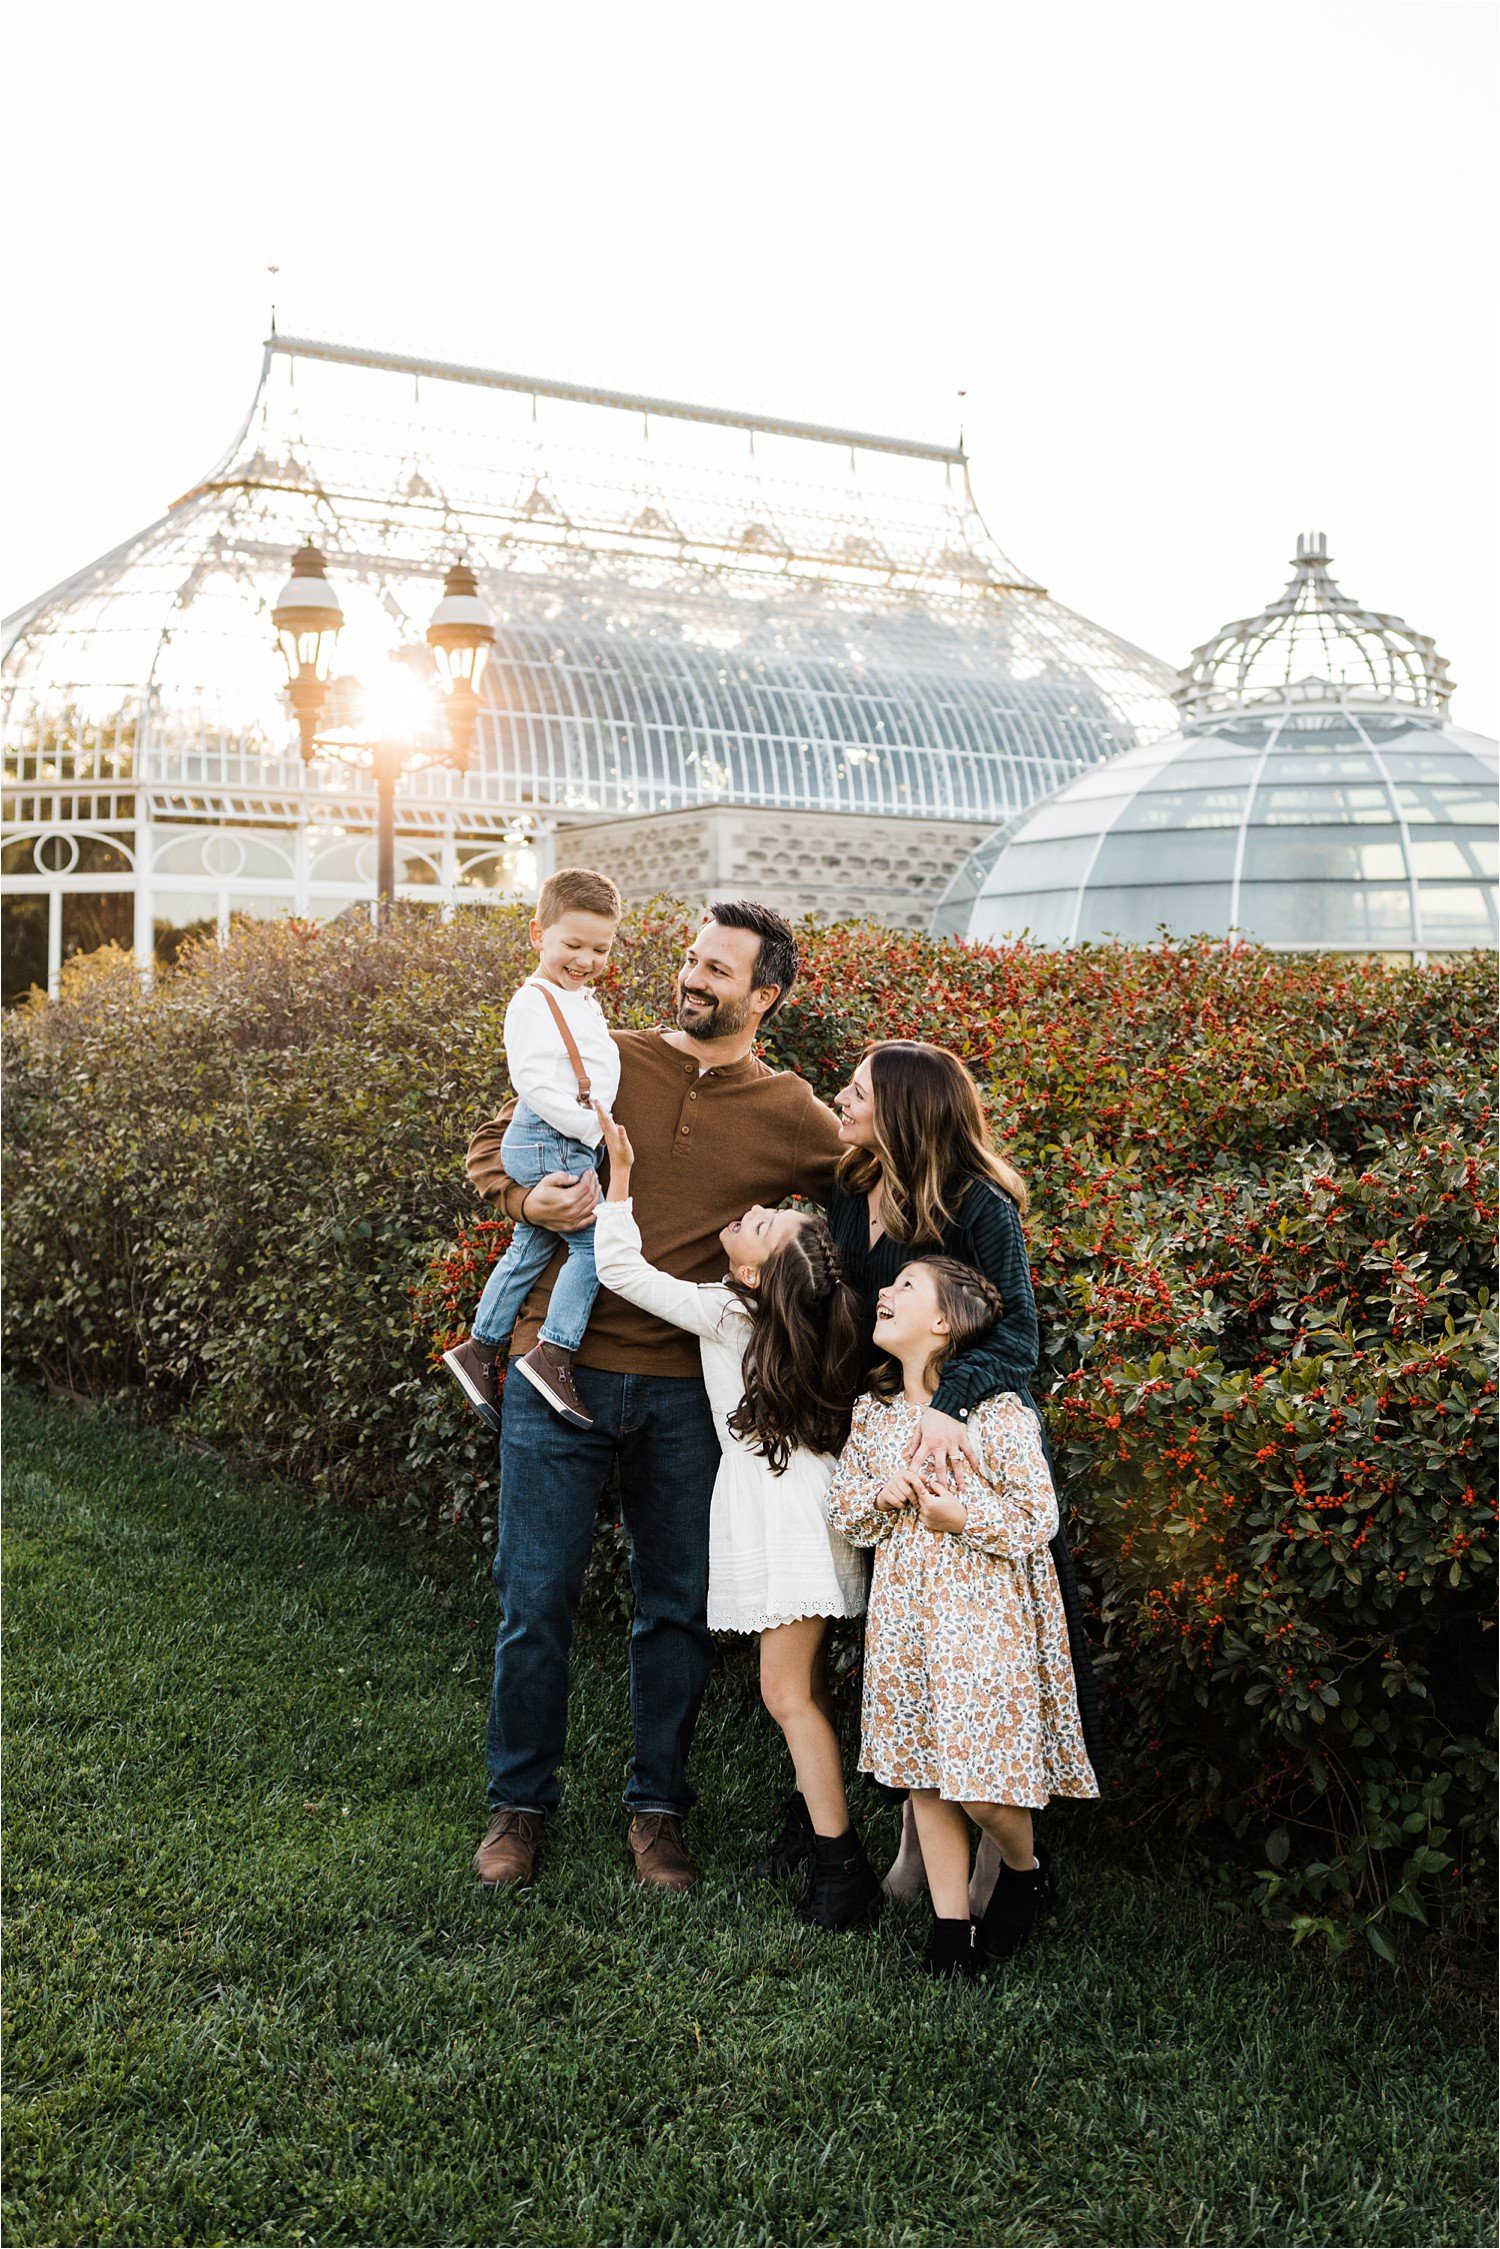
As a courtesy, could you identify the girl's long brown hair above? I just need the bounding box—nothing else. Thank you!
[726,1215,865,1473]
[836,1041,1028,1243]
[867,1256,1008,1401]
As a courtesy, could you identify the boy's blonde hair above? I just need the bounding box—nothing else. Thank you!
[536,867,622,926]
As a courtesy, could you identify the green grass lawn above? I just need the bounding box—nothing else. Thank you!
[3,1385,1493,2249]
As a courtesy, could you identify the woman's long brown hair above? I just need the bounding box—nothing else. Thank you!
[867,1256,1009,1400]
[836,1041,1028,1243]
[726,1215,865,1473]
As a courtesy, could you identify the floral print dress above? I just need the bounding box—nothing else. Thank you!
[827,1391,1099,1808]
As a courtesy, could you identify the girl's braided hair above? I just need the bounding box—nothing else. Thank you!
[727,1214,864,1473]
[868,1254,1007,1400]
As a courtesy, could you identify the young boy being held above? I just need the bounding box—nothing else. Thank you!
[443,867,622,1432]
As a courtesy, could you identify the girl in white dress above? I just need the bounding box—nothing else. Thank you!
[592,1107,880,1930]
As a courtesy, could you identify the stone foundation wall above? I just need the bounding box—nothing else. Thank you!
[553,806,989,931]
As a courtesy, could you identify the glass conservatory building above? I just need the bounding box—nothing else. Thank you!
[1,335,1177,998]
[933,534,1498,956]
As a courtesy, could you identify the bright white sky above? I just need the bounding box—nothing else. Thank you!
[6,0,1496,730]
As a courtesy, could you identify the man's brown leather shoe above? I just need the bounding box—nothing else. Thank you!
[474,1807,545,1889]
[628,1812,695,1891]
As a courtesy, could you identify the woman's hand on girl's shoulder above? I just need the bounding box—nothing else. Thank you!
[905,1405,981,1491]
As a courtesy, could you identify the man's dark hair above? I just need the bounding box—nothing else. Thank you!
[706,900,798,1019]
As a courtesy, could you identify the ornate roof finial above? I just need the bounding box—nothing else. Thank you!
[1173,532,1455,724]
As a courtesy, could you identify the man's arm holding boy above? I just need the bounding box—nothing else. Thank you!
[467,1116,600,1228]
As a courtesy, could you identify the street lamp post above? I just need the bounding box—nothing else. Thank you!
[271,548,497,924]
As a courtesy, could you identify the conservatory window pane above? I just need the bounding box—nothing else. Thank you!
[1139,756,1260,790]
[311,841,376,884]
[1276,719,1368,746]
[1418,884,1498,947]
[1113,787,1249,831]
[153,892,220,967]
[1077,885,1232,940]
[988,835,1099,890]
[1381,752,1493,782]
[1241,826,1407,882]
[1258,753,1378,783]
[61,893,133,963]
[1396,783,1499,825]
[969,888,1075,943]
[2,897,48,1005]
[1063,761,1174,801]
[1090,828,1238,884]
[1407,831,1499,880]
[1250,784,1394,824]
[1236,882,1414,945]
[227,894,297,922]
[1015,796,1133,842]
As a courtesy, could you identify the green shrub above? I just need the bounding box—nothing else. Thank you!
[3,904,1493,1951]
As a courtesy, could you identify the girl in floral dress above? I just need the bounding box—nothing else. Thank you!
[827,1255,1098,1978]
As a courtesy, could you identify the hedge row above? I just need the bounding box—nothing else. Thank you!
[3,907,1493,1953]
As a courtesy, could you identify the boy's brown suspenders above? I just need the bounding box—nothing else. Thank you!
[530,979,595,1110]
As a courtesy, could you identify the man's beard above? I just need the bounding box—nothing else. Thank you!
[675,979,752,1041]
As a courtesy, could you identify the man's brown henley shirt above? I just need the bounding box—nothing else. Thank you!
[465,1027,845,1380]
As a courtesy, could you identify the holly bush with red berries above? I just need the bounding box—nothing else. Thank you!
[4,901,1493,1951]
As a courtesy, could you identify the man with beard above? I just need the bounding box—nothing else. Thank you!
[464,901,844,1893]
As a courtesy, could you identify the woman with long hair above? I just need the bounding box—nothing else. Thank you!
[591,1107,882,1931]
[826,1040,1102,1904]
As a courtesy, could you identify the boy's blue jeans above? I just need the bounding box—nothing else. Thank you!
[473,1108,603,1354]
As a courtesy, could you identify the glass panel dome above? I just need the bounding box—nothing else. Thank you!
[934,539,1498,954]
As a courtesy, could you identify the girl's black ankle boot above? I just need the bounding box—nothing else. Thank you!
[977,1844,1054,1965]
[923,1914,980,1978]
[794,1829,883,1930]
[750,1791,814,1882]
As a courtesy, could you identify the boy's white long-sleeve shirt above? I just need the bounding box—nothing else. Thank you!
[503,975,621,1147]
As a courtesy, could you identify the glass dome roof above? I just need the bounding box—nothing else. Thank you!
[2,338,1177,830]
[933,535,1498,954]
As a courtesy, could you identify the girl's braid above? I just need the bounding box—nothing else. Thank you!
[958,1267,1006,1326]
[921,1253,1006,1330]
[800,1218,845,1301]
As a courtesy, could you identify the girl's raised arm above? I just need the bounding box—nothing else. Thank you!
[593,1201,740,1345]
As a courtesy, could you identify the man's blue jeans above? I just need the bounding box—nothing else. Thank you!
[486,1361,721,1817]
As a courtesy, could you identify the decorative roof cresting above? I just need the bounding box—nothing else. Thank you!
[1173,531,1455,725]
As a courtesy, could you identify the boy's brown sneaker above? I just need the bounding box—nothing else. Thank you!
[628,1813,695,1891]
[474,1807,545,1889]
[442,1337,503,1432]
[514,1342,593,1427]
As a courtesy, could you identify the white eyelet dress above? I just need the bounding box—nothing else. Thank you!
[593,1201,867,1633]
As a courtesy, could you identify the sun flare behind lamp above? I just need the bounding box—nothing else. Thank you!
[270,549,496,923]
